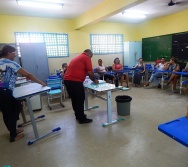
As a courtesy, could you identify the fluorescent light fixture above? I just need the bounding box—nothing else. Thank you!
[122,11,147,19]
[16,0,63,9]
[35,0,63,3]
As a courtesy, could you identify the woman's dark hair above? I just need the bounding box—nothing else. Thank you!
[114,57,120,64]
[0,45,16,58]
[170,57,178,63]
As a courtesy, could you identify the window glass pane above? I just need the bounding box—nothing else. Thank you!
[15,32,69,58]
[90,34,123,54]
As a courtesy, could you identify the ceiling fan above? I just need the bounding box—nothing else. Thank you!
[168,0,188,6]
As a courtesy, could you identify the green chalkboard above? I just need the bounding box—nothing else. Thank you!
[142,35,172,61]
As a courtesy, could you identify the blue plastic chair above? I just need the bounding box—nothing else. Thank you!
[93,68,100,79]
[46,78,64,110]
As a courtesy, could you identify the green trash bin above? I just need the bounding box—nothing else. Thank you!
[115,95,132,116]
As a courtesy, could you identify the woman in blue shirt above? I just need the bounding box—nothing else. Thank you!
[0,45,45,142]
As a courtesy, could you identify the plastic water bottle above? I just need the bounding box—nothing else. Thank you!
[115,74,119,87]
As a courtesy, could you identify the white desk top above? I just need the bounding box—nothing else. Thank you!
[15,79,30,86]
[13,83,50,99]
[84,83,117,92]
[84,81,129,92]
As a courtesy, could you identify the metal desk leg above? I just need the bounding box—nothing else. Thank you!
[102,91,124,127]
[26,97,61,145]
[84,89,99,111]
[107,90,112,123]
[161,73,164,89]
[26,97,39,138]
[20,108,27,123]
[18,100,45,128]
[180,74,183,94]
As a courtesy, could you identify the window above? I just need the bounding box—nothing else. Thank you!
[90,34,123,54]
[15,32,69,58]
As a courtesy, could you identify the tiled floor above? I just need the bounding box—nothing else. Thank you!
[0,85,188,167]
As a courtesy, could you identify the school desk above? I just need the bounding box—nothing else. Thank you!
[13,83,61,145]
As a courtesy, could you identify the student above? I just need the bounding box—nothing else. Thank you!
[183,62,188,72]
[0,45,46,142]
[144,57,166,88]
[112,57,129,87]
[165,57,180,92]
[133,58,145,87]
[180,62,188,94]
[64,49,98,124]
[96,59,115,83]
[60,63,68,78]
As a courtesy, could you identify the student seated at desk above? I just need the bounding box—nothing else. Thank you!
[180,62,188,94]
[96,59,115,83]
[165,57,180,92]
[144,57,166,88]
[132,58,145,87]
[112,57,129,87]
[60,63,68,78]
[0,45,46,142]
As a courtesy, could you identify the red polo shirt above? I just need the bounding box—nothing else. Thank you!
[64,53,93,82]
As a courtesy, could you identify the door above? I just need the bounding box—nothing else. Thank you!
[32,43,49,83]
[19,43,49,83]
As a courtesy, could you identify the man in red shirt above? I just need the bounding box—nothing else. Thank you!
[64,49,98,124]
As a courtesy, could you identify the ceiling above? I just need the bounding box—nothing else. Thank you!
[1,0,188,24]
[106,0,188,23]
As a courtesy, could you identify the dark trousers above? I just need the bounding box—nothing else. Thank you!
[64,80,86,121]
[0,88,21,141]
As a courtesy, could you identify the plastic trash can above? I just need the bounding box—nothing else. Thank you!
[115,95,132,116]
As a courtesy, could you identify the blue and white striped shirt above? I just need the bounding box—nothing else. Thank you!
[0,58,21,91]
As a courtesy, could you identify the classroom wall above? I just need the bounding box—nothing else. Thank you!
[0,15,136,73]
[136,9,188,39]
[1,9,188,73]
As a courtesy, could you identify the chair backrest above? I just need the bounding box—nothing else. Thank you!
[46,78,62,90]
[49,75,60,79]
[145,64,152,70]
[93,68,97,73]
[123,66,129,70]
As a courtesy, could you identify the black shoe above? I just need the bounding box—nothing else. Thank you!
[79,118,93,124]
[157,84,161,88]
[76,114,87,120]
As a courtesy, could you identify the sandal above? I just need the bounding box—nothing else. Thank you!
[10,133,24,142]
[17,128,24,134]
[144,82,149,87]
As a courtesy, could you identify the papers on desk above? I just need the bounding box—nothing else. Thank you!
[91,80,106,84]
[84,79,106,85]
[16,77,30,86]
[17,77,26,80]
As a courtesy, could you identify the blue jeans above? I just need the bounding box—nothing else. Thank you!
[149,72,162,85]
